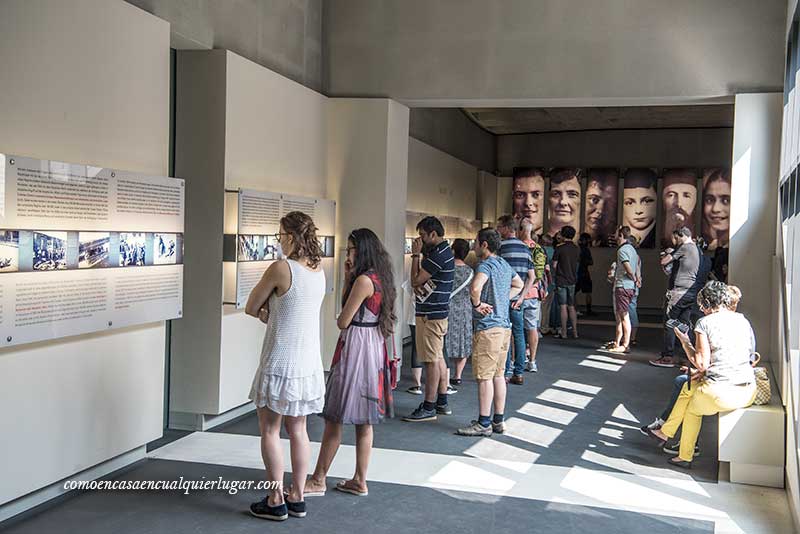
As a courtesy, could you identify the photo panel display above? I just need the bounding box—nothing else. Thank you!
[238,234,262,262]
[584,169,618,247]
[701,168,732,251]
[32,231,68,271]
[79,232,111,268]
[546,168,582,238]
[154,233,178,265]
[661,168,699,248]
[0,231,20,272]
[621,168,658,248]
[511,167,546,237]
[0,153,185,348]
[119,232,150,266]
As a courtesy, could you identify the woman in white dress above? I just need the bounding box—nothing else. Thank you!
[245,211,326,521]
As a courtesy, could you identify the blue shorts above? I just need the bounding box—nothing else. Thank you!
[556,285,576,306]
[523,299,540,330]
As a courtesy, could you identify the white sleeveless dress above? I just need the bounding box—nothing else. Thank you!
[249,259,326,416]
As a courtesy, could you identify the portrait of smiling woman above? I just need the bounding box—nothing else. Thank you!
[701,168,732,251]
[622,168,658,249]
[547,168,582,238]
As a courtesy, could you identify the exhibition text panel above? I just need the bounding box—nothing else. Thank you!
[0,153,184,348]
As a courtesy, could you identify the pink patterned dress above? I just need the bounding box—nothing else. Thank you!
[322,272,394,424]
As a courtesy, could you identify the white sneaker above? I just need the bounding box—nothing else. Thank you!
[526,360,538,373]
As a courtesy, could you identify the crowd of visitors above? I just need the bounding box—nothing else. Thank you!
[242,209,755,520]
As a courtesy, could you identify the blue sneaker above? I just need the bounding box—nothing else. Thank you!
[250,497,288,521]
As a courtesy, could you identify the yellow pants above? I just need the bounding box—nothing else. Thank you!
[661,380,756,462]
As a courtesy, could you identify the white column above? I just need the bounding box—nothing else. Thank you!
[729,93,782,358]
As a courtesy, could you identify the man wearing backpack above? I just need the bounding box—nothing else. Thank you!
[497,215,536,384]
[650,226,707,368]
[518,218,545,372]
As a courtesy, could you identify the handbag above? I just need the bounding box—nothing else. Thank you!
[450,270,474,300]
[750,352,772,405]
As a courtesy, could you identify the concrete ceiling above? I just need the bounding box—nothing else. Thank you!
[463,105,734,135]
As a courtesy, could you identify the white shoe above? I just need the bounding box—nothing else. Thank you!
[525,360,538,373]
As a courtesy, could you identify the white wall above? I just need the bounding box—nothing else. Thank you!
[171,50,336,420]
[0,0,169,506]
[327,99,410,357]
[407,138,478,220]
[728,94,782,361]
[219,51,332,412]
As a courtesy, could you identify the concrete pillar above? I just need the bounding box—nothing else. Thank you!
[728,93,782,359]
[327,98,410,355]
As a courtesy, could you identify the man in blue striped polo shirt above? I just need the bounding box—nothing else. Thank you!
[497,215,536,385]
[403,216,455,422]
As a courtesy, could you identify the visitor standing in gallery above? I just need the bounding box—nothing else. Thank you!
[245,211,327,521]
[304,228,396,498]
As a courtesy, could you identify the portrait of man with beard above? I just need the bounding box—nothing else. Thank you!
[512,167,546,237]
[547,168,582,239]
[661,168,698,248]
[584,168,619,247]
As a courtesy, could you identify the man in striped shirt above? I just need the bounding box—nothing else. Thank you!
[497,215,536,385]
[403,216,456,422]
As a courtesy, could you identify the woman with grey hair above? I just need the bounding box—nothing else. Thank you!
[645,281,756,468]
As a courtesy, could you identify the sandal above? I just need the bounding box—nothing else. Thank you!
[606,345,630,354]
[335,480,368,497]
[284,482,326,498]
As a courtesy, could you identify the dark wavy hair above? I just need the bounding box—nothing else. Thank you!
[344,228,397,337]
[697,280,735,312]
[281,211,323,269]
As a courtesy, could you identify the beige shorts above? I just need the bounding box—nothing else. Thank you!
[415,316,448,363]
[471,327,512,380]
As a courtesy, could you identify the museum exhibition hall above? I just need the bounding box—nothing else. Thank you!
[1,1,799,533]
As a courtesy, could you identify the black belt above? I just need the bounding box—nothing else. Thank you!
[351,320,379,327]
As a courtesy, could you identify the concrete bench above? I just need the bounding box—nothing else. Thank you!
[718,365,784,487]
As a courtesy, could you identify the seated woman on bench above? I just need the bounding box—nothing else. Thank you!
[645,282,756,468]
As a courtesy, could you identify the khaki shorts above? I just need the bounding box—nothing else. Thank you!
[415,316,448,363]
[472,327,512,380]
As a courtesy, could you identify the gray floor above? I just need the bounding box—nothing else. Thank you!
[0,459,714,534]
[213,323,718,483]
[1,322,721,533]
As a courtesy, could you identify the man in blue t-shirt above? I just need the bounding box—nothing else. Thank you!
[608,226,640,353]
[456,228,523,437]
[403,216,456,422]
[497,215,536,383]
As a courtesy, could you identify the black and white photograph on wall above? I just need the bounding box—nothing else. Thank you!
[119,232,147,266]
[661,168,698,248]
[154,233,177,265]
[547,168,582,238]
[701,168,732,251]
[78,232,110,268]
[238,235,261,262]
[584,169,619,247]
[33,231,67,271]
[622,168,658,248]
[263,235,279,260]
[0,230,20,272]
[512,167,546,237]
